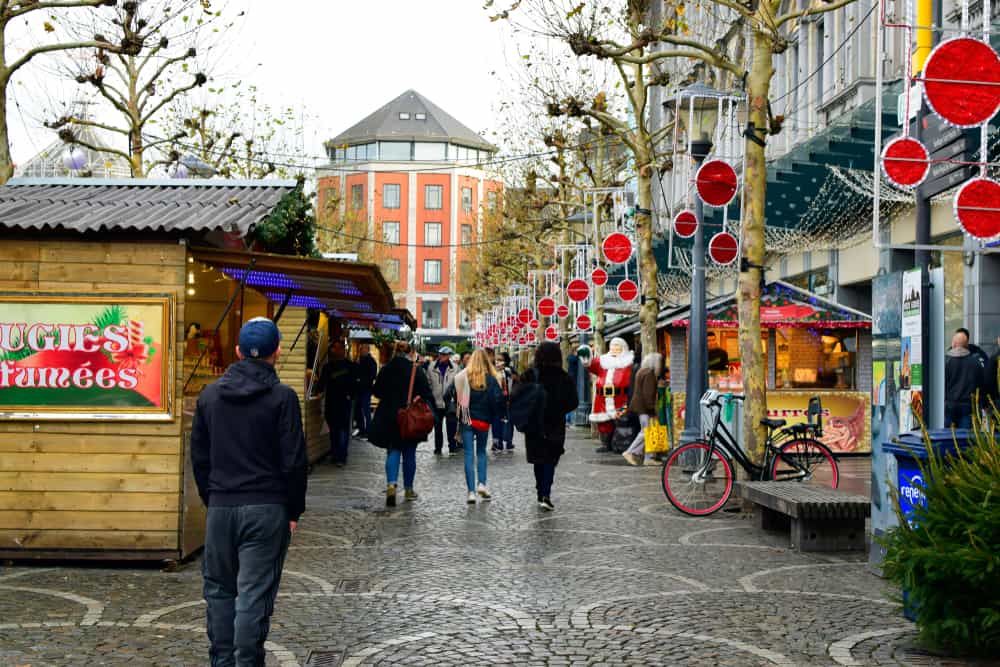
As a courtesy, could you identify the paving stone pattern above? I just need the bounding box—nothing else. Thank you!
[0,431,993,666]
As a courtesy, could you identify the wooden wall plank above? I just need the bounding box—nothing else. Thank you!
[0,510,177,531]
[0,453,179,474]
[0,529,176,550]
[39,244,186,266]
[38,263,186,285]
[0,472,179,493]
[0,433,180,455]
[0,242,40,262]
[0,421,182,436]
[0,491,177,512]
[0,260,39,281]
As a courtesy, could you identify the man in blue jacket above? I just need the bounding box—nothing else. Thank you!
[191,317,307,667]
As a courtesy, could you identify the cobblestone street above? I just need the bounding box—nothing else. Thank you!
[0,430,985,666]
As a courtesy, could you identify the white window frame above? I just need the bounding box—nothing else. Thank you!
[425,184,443,210]
[424,222,442,246]
[423,259,442,284]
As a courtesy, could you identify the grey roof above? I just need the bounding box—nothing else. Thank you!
[326,89,496,152]
[0,177,297,235]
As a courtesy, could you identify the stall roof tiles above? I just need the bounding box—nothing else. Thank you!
[0,177,297,234]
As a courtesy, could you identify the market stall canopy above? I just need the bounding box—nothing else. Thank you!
[670,281,871,329]
[189,247,414,330]
[0,177,297,235]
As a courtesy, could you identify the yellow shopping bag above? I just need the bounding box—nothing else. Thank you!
[644,417,671,454]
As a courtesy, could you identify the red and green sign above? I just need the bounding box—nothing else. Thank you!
[0,294,172,420]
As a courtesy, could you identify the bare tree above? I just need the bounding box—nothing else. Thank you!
[495,0,856,460]
[46,0,233,177]
[0,0,130,183]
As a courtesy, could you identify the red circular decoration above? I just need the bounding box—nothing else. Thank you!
[708,232,740,265]
[673,209,698,238]
[517,308,532,325]
[566,278,590,302]
[696,160,738,207]
[617,279,638,302]
[955,177,1000,239]
[537,297,556,317]
[882,137,930,188]
[591,267,608,286]
[924,37,1000,128]
[491,337,499,346]
[576,314,591,331]
[517,336,526,345]
[529,318,539,329]
[602,233,633,264]
[556,304,570,318]
[512,325,522,335]
[527,332,537,343]
[545,325,559,341]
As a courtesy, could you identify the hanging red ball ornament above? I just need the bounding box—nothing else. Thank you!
[517,308,532,325]
[517,336,526,345]
[954,177,1000,240]
[529,318,539,329]
[923,37,1000,128]
[617,279,638,302]
[673,209,698,238]
[696,159,738,207]
[537,297,556,317]
[527,331,537,343]
[602,233,633,264]
[591,267,608,286]
[545,325,559,341]
[556,304,570,318]
[708,232,740,265]
[881,137,930,189]
[566,278,590,302]
[576,314,591,331]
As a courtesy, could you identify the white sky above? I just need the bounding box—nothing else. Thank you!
[8,1,515,167]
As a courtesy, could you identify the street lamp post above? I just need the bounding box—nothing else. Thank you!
[663,83,724,444]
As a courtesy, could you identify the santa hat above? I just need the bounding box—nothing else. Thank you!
[609,337,629,351]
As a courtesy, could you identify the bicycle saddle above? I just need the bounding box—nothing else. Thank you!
[760,418,787,429]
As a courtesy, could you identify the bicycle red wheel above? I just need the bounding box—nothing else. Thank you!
[662,441,734,516]
[770,438,839,488]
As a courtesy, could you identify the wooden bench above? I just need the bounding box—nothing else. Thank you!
[734,481,870,552]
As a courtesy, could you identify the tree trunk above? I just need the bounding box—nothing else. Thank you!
[737,28,773,463]
[0,70,13,185]
[129,127,144,178]
[636,161,658,357]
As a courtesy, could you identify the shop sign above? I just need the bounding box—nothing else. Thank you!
[760,304,817,323]
[0,293,172,420]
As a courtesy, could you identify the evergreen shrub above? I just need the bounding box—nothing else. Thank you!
[881,413,1000,657]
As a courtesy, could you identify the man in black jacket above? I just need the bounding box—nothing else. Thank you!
[317,339,357,465]
[354,343,377,437]
[945,328,987,428]
[988,333,1000,409]
[191,317,307,667]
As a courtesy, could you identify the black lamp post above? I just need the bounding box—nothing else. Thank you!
[663,83,723,444]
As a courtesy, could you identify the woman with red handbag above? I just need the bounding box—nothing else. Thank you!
[369,341,435,507]
[453,349,505,504]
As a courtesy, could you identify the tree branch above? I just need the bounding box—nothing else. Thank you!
[141,76,204,125]
[7,39,117,76]
[776,0,858,29]
[65,116,128,135]
[61,135,131,162]
[138,52,193,111]
[8,0,111,19]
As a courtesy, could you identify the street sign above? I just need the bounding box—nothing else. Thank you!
[906,112,980,198]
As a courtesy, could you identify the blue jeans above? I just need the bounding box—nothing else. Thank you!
[492,410,513,448]
[328,426,350,463]
[534,463,556,499]
[203,504,290,667]
[945,403,973,429]
[354,392,372,434]
[386,445,417,489]
[462,425,489,491]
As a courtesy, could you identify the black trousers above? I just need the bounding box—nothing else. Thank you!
[434,408,458,452]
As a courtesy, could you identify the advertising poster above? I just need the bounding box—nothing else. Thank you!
[901,268,922,337]
[0,294,172,420]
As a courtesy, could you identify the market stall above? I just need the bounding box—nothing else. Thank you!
[659,282,873,454]
[0,178,409,561]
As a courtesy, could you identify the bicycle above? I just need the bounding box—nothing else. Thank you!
[661,391,840,516]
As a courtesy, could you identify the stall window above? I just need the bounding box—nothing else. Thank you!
[775,328,857,389]
[422,301,442,328]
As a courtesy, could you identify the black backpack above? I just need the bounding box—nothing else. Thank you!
[509,371,546,434]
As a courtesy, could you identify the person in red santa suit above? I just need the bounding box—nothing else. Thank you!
[588,337,635,452]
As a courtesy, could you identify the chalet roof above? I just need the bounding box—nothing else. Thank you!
[0,177,297,235]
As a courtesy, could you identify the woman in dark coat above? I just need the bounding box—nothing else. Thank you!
[519,342,578,511]
[369,341,434,507]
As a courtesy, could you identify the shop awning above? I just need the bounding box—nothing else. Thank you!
[669,281,871,329]
[189,247,415,330]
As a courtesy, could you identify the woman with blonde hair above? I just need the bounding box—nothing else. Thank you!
[453,349,504,503]
[623,352,663,466]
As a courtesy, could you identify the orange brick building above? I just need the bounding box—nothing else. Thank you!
[317,90,502,342]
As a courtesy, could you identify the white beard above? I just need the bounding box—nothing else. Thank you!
[599,349,634,370]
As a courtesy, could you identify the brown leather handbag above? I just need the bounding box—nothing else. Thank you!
[397,360,434,441]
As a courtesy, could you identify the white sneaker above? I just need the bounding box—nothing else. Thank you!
[477,483,492,500]
[466,491,477,504]
[622,452,642,466]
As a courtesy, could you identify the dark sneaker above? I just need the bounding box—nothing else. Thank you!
[386,484,397,507]
[595,446,612,453]
[539,497,555,511]
[404,489,418,501]
[434,449,443,456]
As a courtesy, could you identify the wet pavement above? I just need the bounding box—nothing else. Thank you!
[0,430,988,666]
